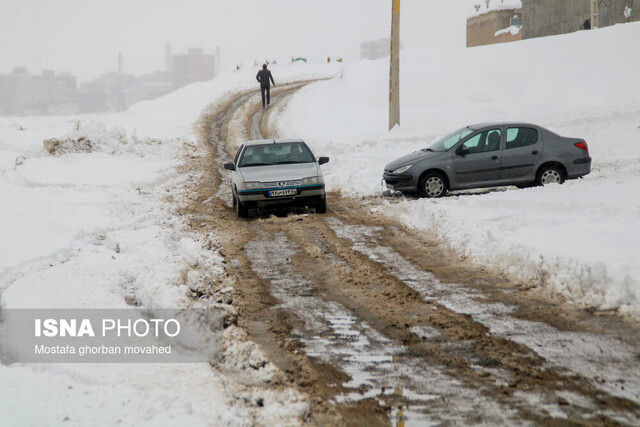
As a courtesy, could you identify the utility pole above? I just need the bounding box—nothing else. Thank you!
[590,0,599,29]
[389,0,400,130]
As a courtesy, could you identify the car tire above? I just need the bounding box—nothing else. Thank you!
[536,165,565,186]
[315,196,327,214]
[233,193,248,218]
[418,172,448,198]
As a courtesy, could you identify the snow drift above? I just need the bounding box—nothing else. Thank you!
[278,22,640,319]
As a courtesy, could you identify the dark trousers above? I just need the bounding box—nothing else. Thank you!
[260,85,270,106]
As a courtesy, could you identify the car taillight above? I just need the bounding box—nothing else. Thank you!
[574,141,588,151]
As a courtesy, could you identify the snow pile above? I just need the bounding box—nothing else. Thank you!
[279,22,640,318]
[42,120,171,157]
[495,25,521,36]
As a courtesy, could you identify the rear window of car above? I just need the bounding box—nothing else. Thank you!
[238,142,315,167]
[506,127,538,149]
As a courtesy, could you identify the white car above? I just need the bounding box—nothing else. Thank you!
[224,139,329,218]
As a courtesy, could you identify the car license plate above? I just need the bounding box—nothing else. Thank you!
[268,189,296,197]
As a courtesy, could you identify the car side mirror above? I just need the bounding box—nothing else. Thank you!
[457,147,470,156]
[223,162,236,171]
[318,157,329,165]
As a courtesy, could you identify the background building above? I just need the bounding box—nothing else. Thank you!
[360,38,391,60]
[168,47,216,89]
[522,0,640,39]
[0,67,79,115]
[467,7,523,47]
[0,45,218,116]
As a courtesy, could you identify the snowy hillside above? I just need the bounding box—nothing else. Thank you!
[278,22,640,318]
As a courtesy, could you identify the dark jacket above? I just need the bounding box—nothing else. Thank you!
[256,69,275,88]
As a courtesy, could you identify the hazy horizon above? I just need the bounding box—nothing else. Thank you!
[1,0,468,82]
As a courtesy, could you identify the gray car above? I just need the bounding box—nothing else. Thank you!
[383,121,591,197]
[224,139,329,217]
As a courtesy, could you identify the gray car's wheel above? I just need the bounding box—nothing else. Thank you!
[536,165,565,186]
[418,172,448,198]
[233,192,248,218]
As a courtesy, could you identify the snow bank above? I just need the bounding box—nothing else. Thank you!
[278,22,640,318]
[495,25,521,36]
[0,62,340,424]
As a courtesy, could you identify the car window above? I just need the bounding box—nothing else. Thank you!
[238,142,315,167]
[427,128,474,152]
[461,129,502,154]
[506,127,538,149]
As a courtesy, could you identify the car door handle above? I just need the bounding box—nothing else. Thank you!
[532,150,538,155]
[491,155,499,160]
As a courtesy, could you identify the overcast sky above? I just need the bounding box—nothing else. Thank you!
[0,0,468,81]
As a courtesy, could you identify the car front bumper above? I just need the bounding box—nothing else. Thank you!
[383,172,416,192]
[237,184,325,206]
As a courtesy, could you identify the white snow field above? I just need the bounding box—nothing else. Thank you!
[0,63,338,425]
[278,22,640,319]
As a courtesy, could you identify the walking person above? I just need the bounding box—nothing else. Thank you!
[256,64,275,108]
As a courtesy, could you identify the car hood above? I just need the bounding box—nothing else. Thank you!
[238,162,320,182]
[385,150,444,171]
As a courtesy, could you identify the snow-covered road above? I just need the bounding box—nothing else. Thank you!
[177,84,640,424]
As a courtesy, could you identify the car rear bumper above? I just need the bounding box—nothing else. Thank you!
[567,157,591,179]
[237,184,325,205]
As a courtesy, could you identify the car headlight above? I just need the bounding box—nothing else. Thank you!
[392,164,412,174]
[241,181,262,190]
[302,176,323,185]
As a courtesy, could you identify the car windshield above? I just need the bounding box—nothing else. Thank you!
[426,128,474,152]
[238,142,316,167]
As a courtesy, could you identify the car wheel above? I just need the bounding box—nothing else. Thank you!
[233,193,248,218]
[315,196,327,214]
[418,172,448,198]
[536,165,565,186]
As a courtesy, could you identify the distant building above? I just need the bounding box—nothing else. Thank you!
[0,67,79,115]
[79,71,137,113]
[522,0,639,39]
[360,38,390,60]
[79,46,216,114]
[169,47,215,89]
[135,70,173,103]
[1,45,218,116]
[467,7,523,47]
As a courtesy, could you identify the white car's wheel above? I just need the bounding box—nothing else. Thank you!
[315,196,327,214]
[233,192,248,218]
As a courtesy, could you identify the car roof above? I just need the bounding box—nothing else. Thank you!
[244,138,305,146]
[467,121,541,130]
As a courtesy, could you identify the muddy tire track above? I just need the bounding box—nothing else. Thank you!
[179,82,640,425]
